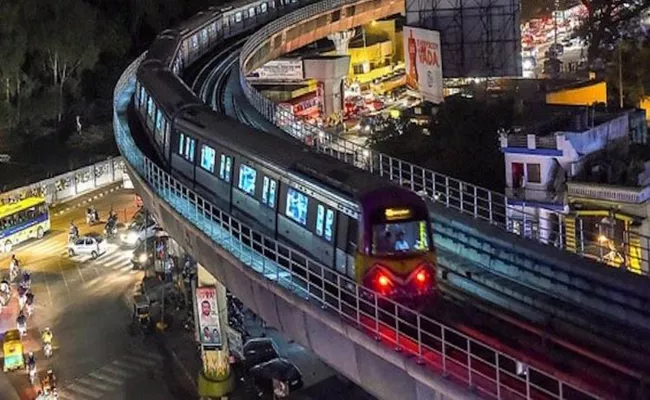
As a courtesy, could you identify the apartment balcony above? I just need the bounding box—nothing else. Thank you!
[567,181,650,204]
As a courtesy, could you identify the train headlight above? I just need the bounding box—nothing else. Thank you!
[138,253,148,263]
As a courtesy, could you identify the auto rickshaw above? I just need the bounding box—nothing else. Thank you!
[3,329,25,371]
[131,295,151,334]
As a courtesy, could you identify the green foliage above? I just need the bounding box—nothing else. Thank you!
[606,40,650,106]
[576,0,649,65]
[371,98,510,191]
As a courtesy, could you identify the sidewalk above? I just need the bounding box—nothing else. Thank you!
[50,181,126,216]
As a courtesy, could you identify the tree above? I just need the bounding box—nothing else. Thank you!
[28,0,100,122]
[370,98,511,192]
[576,0,649,66]
[607,41,650,106]
[0,2,27,123]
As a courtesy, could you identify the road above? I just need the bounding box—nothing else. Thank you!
[0,188,182,400]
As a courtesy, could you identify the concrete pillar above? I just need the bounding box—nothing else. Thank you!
[195,264,235,398]
[303,56,350,119]
[319,78,345,118]
[327,29,355,56]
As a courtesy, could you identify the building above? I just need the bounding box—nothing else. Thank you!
[499,104,648,273]
[325,20,405,91]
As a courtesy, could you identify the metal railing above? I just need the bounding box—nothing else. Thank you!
[237,1,650,276]
[0,158,124,207]
[113,57,603,400]
[567,182,650,204]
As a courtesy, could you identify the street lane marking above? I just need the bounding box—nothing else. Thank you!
[89,370,124,386]
[65,382,104,398]
[122,354,159,368]
[113,359,148,373]
[101,364,134,378]
[78,375,114,392]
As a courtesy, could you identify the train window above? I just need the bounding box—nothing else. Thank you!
[316,205,325,237]
[261,3,267,12]
[238,165,257,196]
[324,209,334,241]
[208,22,216,36]
[146,97,154,118]
[372,220,430,255]
[262,177,276,207]
[155,110,164,138]
[178,133,196,162]
[200,145,216,173]
[139,86,146,109]
[235,12,242,23]
[200,29,208,45]
[191,35,199,49]
[178,133,185,155]
[286,188,308,225]
[219,154,232,182]
[248,7,255,16]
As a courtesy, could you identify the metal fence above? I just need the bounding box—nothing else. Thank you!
[237,0,650,277]
[0,157,125,207]
[114,54,604,400]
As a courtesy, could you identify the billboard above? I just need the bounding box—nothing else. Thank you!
[196,287,222,347]
[405,0,521,78]
[404,26,444,104]
[248,58,304,81]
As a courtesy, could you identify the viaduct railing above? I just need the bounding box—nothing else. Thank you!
[237,0,650,277]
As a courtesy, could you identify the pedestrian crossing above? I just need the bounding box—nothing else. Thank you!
[56,349,164,399]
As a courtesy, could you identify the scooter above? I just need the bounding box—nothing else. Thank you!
[28,365,36,385]
[44,343,52,359]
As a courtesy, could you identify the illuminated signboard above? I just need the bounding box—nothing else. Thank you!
[384,208,412,220]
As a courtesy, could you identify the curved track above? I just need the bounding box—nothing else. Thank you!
[185,45,650,399]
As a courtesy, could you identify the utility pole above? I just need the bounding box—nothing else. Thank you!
[618,43,624,108]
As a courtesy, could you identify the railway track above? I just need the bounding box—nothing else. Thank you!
[181,42,650,399]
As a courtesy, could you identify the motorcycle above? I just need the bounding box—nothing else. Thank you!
[104,219,118,239]
[44,343,52,358]
[86,208,100,225]
[28,365,36,385]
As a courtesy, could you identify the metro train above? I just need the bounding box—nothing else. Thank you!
[133,1,437,302]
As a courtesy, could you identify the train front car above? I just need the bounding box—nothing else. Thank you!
[356,186,436,304]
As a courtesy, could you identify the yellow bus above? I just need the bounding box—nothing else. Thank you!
[0,197,50,252]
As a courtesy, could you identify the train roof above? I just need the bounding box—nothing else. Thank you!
[136,66,202,118]
[175,107,394,199]
[359,186,427,213]
[177,8,222,36]
[145,33,181,67]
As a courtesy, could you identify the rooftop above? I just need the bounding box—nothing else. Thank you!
[511,103,623,136]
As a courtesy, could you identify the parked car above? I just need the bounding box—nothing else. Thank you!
[67,233,108,258]
[249,358,303,397]
[243,338,279,369]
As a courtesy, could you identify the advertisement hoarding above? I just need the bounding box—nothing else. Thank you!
[248,59,304,81]
[196,287,222,347]
[404,26,444,104]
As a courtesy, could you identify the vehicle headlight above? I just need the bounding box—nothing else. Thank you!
[127,232,138,243]
[138,253,148,263]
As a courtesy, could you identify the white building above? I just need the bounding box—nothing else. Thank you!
[499,106,630,242]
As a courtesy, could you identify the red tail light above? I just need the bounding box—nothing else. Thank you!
[416,270,427,283]
[377,274,391,287]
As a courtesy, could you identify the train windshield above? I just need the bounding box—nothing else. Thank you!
[371,220,430,256]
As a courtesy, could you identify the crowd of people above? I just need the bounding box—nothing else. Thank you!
[7,255,58,399]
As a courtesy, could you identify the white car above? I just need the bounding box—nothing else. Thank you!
[120,219,164,247]
[68,233,108,259]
